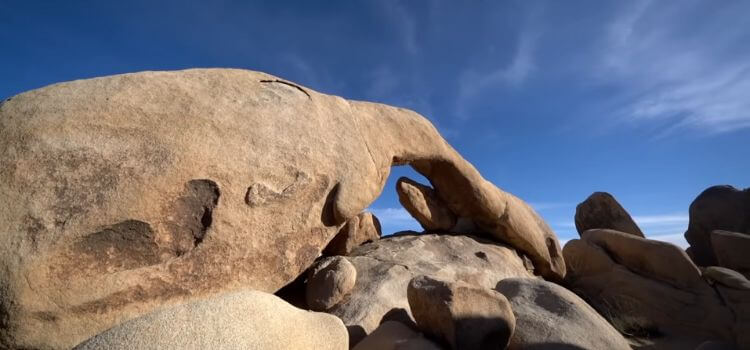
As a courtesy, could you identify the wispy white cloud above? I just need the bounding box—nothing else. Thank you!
[631,214,688,226]
[368,207,422,235]
[456,28,538,119]
[381,1,419,55]
[528,201,573,211]
[369,207,414,223]
[366,66,400,99]
[597,1,750,135]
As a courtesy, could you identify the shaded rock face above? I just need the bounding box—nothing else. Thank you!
[496,277,631,350]
[685,185,750,266]
[324,212,381,256]
[327,233,532,346]
[575,192,645,237]
[73,290,348,350]
[306,256,357,311]
[709,271,750,349]
[407,275,515,350]
[351,321,441,350]
[564,229,737,349]
[710,230,750,278]
[0,69,563,349]
[396,177,456,231]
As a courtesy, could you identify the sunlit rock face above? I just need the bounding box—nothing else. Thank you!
[0,68,563,349]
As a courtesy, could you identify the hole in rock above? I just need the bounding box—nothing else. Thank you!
[367,165,428,236]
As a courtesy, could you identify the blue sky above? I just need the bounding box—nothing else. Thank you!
[2,1,749,247]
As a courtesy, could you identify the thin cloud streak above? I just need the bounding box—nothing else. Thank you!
[598,1,750,135]
[381,1,419,55]
[529,201,574,211]
[455,22,539,120]
[631,214,689,225]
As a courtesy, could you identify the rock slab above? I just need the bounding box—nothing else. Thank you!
[496,277,631,350]
[74,290,348,350]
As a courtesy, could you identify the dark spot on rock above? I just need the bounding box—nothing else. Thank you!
[165,179,220,254]
[347,325,367,348]
[475,251,488,260]
[72,220,162,275]
[23,215,44,249]
[70,278,190,316]
[33,311,58,322]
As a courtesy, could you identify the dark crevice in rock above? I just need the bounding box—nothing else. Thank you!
[259,79,311,99]
[321,183,340,227]
[167,179,220,254]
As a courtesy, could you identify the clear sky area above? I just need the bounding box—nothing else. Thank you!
[2,1,748,247]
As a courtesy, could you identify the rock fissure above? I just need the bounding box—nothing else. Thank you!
[259,79,311,99]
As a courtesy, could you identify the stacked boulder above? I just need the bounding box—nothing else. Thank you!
[565,189,750,349]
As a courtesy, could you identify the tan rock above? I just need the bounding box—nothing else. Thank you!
[407,275,514,350]
[575,192,645,237]
[564,231,737,349]
[324,212,381,256]
[703,266,750,290]
[306,256,357,311]
[496,277,631,350]
[73,290,348,350]
[0,69,562,348]
[582,229,703,289]
[352,321,441,350]
[396,177,456,231]
[711,230,750,278]
[328,233,532,346]
[684,185,749,266]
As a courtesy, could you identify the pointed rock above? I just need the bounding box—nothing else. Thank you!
[575,192,644,237]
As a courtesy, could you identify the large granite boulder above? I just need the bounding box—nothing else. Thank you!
[73,290,348,350]
[0,69,562,349]
[564,229,737,349]
[407,275,515,350]
[575,192,645,237]
[496,277,631,350]
[684,185,749,266]
[327,233,532,346]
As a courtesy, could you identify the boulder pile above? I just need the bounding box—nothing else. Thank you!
[0,69,746,349]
